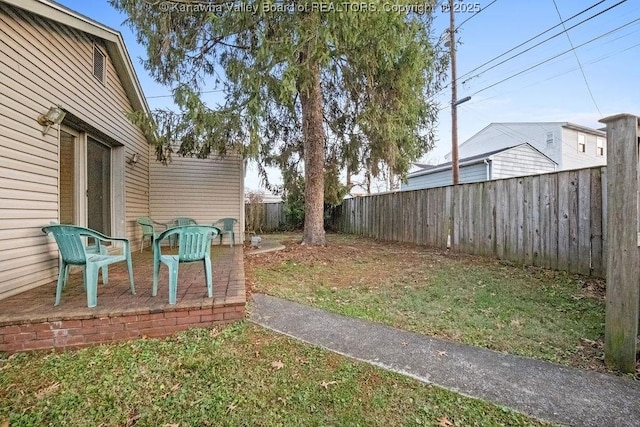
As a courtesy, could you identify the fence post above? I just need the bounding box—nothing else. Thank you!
[600,113,640,373]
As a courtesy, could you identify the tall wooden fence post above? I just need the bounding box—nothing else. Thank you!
[600,113,640,373]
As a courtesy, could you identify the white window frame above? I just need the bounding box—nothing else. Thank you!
[596,137,604,156]
[578,133,586,153]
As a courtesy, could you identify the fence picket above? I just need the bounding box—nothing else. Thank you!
[250,166,608,277]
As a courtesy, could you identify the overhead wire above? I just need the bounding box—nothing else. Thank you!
[454,0,499,31]
[429,0,624,103]
[468,16,640,98]
[458,0,628,86]
[551,0,603,117]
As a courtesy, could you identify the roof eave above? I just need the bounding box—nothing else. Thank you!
[3,0,150,115]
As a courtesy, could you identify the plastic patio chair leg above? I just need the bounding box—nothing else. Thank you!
[168,261,179,305]
[54,262,68,306]
[204,257,213,298]
[152,257,161,297]
[85,266,99,308]
[97,244,109,284]
[127,255,136,295]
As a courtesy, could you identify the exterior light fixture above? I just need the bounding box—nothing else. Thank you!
[127,153,139,166]
[37,106,66,136]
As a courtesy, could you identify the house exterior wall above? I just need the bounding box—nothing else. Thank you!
[490,144,557,179]
[148,148,244,248]
[450,122,564,166]
[403,162,487,190]
[448,122,606,170]
[0,3,149,300]
[560,126,607,170]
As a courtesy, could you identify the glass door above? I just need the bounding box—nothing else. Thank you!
[59,130,76,224]
[87,137,111,235]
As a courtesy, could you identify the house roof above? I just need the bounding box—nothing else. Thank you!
[561,122,607,136]
[2,0,150,115]
[408,143,556,178]
[484,122,606,136]
[441,121,606,161]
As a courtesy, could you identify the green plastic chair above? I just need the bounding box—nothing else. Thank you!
[49,221,108,285]
[173,217,198,227]
[136,217,168,252]
[153,225,220,305]
[171,217,198,247]
[214,218,238,247]
[42,224,135,308]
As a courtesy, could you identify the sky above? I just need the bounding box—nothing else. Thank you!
[54,0,640,192]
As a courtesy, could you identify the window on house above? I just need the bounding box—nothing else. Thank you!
[596,138,604,156]
[578,134,586,153]
[93,44,105,83]
[546,132,554,144]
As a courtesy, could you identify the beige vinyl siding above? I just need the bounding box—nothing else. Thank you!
[491,144,557,179]
[0,3,150,299]
[148,148,244,250]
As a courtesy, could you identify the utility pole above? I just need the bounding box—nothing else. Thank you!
[449,0,459,185]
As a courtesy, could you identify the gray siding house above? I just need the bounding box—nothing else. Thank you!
[403,143,556,191]
[0,0,244,301]
[446,122,606,171]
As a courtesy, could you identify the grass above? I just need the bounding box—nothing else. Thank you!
[247,233,607,370]
[0,323,550,426]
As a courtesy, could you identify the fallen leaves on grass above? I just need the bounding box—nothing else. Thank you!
[35,382,60,399]
[438,416,453,426]
[125,412,141,426]
[162,383,181,398]
[271,360,284,370]
[320,380,337,389]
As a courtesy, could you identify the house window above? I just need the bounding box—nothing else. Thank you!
[578,134,586,153]
[546,132,554,144]
[93,44,105,83]
[596,137,604,156]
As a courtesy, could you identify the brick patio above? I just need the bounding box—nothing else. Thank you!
[0,245,246,353]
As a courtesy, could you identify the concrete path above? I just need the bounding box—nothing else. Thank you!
[249,294,640,427]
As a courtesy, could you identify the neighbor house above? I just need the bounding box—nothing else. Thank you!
[445,122,607,170]
[0,0,244,301]
[402,143,557,191]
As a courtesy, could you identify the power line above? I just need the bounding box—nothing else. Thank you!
[469,16,640,97]
[459,0,627,85]
[551,0,603,117]
[454,0,499,31]
[428,0,621,102]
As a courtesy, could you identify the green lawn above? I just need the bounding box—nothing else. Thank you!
[0,323,550,426]
[248,233,606,370]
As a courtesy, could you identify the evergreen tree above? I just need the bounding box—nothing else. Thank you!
[111,0,447,245]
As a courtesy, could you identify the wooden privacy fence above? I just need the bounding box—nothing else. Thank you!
[334,167,607,277]
[245,202,286,232]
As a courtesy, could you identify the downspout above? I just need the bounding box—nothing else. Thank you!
[485,159,491,180]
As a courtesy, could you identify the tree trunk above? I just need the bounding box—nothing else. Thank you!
[299,62,326,246]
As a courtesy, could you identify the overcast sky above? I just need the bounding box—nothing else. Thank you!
[56,0,640,191]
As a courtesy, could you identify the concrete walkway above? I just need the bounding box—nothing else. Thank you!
[249,294,640,427]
